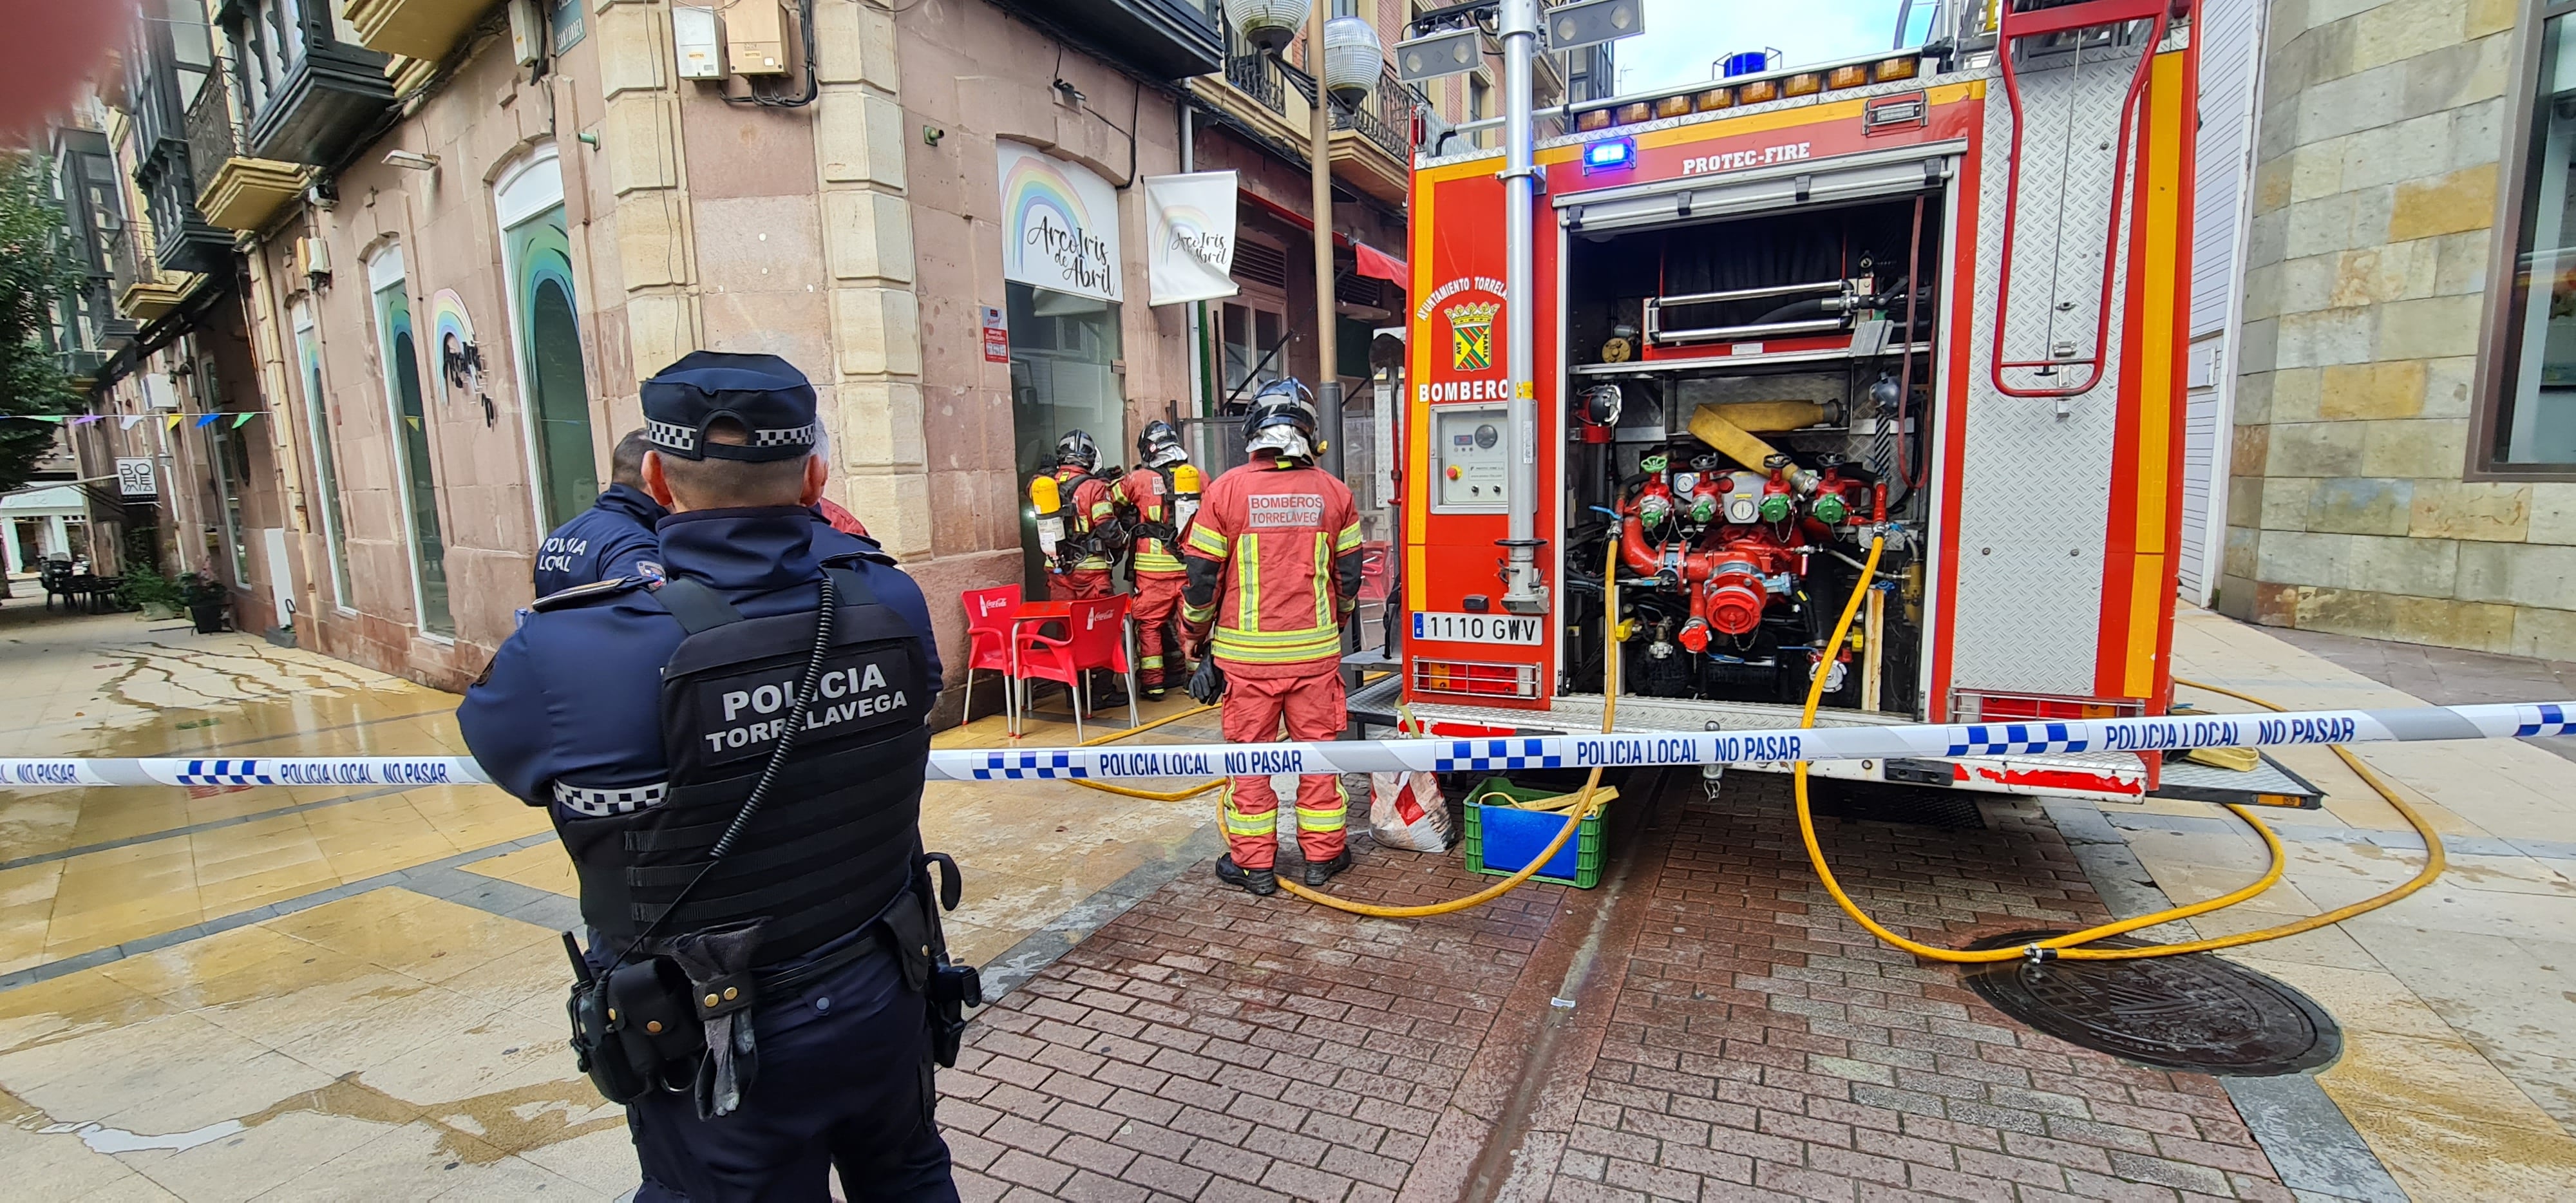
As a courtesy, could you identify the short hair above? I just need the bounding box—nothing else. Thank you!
[656,419,813,509]
[610,429,651,489]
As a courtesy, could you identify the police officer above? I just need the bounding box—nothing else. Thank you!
[459,351,960,1202]
[533,429,668,596]
[1182,380,1364,894]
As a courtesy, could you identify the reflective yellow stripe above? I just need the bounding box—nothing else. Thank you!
[1182,600,1217,623]
[1135,545,1185,573]
[1222,788,1274,835]
[1186,524,1230,558]
[1236,534,1260,633]
[1312,533,1331,630]
[1295,782,1349,832]
[1212,623,1343,663]
[1334,522,1362,553]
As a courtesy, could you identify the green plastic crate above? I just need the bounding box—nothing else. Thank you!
[1461,776,1606,889]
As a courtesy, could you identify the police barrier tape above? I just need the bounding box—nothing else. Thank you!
[1,701,2568,790]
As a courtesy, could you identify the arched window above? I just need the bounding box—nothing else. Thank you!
[368,245,453,637]
[495,144,596,532]
[290,298,352,609]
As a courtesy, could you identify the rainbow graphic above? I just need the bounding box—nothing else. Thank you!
[998,142,1121,301]
[429,289,476,406]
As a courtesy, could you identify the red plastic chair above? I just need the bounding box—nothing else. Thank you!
[1013,594,1136,740]
[960,584,1023,728]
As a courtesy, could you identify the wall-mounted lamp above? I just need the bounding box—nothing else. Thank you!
[383,149,440,171]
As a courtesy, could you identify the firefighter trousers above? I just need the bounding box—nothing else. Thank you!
[1218,667,1348,871]
[1132,571,1184,689]
[1045,569,1113,600]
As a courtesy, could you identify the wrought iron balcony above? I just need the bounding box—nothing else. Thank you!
[187,70,307,233]
[1222,17,1286,117]
[223,14,394,167]
[1331,68,1415,163]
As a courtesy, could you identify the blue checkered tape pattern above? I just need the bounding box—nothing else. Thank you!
[1432,737,1563,774]
[177,759,280,786]
[1943,722,2090,757]
[973,751,1090,781]
[2515,702,2573,737]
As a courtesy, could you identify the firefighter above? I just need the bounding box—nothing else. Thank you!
[1030,430,1120,600]
[1182,380,1364,893]
[1113,419,1200,699]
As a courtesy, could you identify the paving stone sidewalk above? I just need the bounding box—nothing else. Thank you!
[933,770,2295,1203]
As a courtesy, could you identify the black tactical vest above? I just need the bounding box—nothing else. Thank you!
[557,565,932,968]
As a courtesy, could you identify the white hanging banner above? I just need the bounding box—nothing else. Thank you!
[1144,171,1241,306]
[996,141,1123,303]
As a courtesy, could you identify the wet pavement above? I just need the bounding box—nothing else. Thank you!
[0,596,2571,1200]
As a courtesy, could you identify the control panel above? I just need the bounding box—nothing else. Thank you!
[1431,404,1510,513]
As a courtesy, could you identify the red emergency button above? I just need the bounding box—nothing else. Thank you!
[1446,464,1463,480]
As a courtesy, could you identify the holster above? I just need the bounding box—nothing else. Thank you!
[565,937,707,1106]
[907,852,981,1068]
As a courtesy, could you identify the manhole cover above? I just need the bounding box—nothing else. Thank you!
[1960,929,2340,1076]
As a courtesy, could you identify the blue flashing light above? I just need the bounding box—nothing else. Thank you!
[1584,137,1635,172]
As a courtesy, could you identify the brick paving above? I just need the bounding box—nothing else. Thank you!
[935,772,2293,1202]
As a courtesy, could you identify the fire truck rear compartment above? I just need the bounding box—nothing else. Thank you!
[1560,193,1945,718]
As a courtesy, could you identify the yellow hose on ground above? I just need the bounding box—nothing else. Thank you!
[1792,539,2447,961]
[1272,540,1627,916]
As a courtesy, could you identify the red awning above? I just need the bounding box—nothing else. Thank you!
[1352,241,1408,287]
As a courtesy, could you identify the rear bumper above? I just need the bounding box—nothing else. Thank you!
[1347,675,2323,808]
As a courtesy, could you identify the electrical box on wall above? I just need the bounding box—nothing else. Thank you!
[672,6,725,80]
[726,0,792,75]
[294,236,330,281]
[506,0,545,66]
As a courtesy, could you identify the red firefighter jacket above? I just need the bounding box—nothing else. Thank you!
[1181,457,1363,677]
[1113,466,1188,578]
[1051,465,1118,571]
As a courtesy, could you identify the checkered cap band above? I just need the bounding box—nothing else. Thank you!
[751,423,817,448]
[646,420,698,453]
[553,780,668,817]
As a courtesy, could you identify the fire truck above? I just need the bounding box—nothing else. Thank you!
[1356,1,2319,808]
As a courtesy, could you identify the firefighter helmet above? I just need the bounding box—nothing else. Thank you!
[1242,379,1320,453]
[1054,429,1100,470]
[1137,419,1188,468]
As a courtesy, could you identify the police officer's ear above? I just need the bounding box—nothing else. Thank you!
[799,451,827,507]
[641,450,679,509]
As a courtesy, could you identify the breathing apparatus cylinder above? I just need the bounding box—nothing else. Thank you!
[1029,473,1066,561]
[1170,462,1202,531]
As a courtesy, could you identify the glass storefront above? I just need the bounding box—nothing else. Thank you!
[1008,281,1124,590]
[369,248,453,637]
[291,301,351,607]
[2501,11,2576,466]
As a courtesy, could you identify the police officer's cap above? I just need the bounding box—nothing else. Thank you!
[641,351,819,463]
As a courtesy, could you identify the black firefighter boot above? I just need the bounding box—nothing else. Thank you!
[1303,849,1354,887]
[1215,856,1278,896]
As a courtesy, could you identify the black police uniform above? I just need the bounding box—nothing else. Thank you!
[534,483,668,596]
[459,352,960,1203]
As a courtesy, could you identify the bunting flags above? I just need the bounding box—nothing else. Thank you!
[2,413,269,428]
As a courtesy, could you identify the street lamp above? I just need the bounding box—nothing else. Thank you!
[1230,0,1304,55]
[1320,14,1385,108]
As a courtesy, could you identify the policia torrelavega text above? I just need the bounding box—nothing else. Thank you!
[460,352,971,1202]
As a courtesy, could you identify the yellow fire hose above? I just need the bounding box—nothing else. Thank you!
[1793,538,2448,961]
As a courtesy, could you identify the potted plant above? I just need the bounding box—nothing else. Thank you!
[117,569,184,621]
[180,573,231,634]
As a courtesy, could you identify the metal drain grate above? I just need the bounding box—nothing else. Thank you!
[1961,930,2342,1076]
[1804,779,1987,830]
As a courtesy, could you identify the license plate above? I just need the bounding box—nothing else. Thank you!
[1411,611,1544,645]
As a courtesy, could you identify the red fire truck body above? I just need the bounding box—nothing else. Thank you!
[1359,5,2318,808]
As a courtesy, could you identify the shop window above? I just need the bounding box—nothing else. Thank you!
[368,246,453,637]
[497,146,598,531]
[2490,6,2576,473]
[1009,281,1124,591]
[207,421,251,585]
[292,299,351,608]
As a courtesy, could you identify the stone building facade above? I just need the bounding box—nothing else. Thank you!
[2222,0,2576,658]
